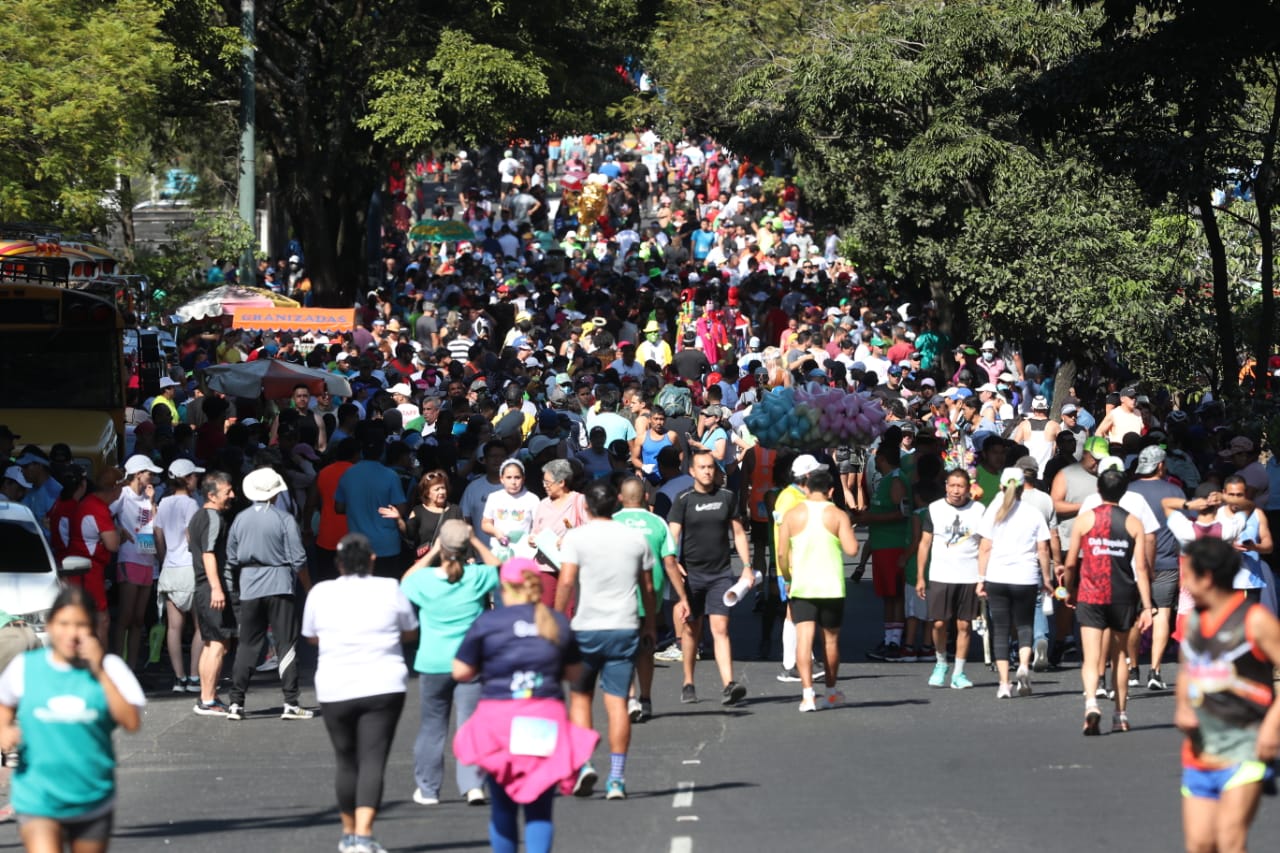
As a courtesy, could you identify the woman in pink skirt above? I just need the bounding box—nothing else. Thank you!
[452,558,597,853]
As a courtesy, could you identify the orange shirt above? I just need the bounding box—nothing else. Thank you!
[315,461,354,550]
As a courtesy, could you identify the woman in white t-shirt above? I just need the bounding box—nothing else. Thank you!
[153,460,204,694]
[111,454,163,671]
[977,467,1052,700]
[302,533,419,853]
[481,459,540,558]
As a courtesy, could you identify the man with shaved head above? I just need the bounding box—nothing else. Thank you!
[615,476,689,722]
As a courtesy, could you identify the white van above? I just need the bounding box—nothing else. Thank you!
[0,501,63,646]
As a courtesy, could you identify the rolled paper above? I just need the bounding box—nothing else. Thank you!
[723,571,764,607]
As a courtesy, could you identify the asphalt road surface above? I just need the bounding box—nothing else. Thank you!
[2,570,1277,853]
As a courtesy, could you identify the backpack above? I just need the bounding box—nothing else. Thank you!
[656,383,693,417]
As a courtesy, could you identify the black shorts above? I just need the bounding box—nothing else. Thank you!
[790,597,845,629]
[835,445,865,475]
[1152,571,1179,609]
[1077,602,1138,631]
[926,581,981,624]
[687,574,734,618]
[18,808,113,842]
[193,583,239,643]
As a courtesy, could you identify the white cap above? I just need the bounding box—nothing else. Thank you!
[124,454,163,476]
[1097,455,1126,475]
[982,340,997,351]
[242,467,288,502]
[976,383,998,393]
[168,459,205,479]
[999,467,1025,487]
[158,376,179,389]
[388,383,412,397]
[791,454,828,479]
[2,465,32,489]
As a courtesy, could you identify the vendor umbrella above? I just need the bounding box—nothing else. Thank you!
[174,284,300,322]
[409,219,475,242]
[202,359,352,399]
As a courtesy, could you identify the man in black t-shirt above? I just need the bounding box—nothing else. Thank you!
[672,332,710,382]
[668,451,754,707]
[189,471,237,716]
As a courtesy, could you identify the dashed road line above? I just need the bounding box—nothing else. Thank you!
[672,780,696,808]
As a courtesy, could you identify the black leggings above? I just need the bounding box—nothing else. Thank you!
[321,691,406,814]
[984,582,1037,661]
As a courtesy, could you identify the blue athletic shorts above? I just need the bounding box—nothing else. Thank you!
[572,629,639,698]
[1182,761,1273,800]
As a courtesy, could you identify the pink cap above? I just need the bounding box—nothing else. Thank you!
[500,557,541,584]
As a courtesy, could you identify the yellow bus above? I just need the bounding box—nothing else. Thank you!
[0,251,126,474]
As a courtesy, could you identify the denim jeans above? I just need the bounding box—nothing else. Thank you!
[1034,588,1050,643]
[413,673,484,798]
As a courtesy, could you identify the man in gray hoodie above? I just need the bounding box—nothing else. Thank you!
[225,467,312,721]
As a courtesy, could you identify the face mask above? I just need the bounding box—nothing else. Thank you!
[982,351,995,362]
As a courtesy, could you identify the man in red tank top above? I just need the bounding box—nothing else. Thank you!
[1065,469,1153,735]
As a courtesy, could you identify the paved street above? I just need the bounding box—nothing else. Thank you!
[2,573,1278,853]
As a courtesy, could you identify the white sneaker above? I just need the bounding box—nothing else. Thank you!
[996,683,1013,699]
[465,787,487,805]
[627,697,643,722]
[226,702,244,721]
[412,789,439,806]
[798,695,817,712]
[281,703,314,720]
[1016,665,1032,697]
[256,654,279,672]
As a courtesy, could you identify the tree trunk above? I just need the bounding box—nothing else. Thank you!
[1253,79,1280,397]
[1050,359,1076,419]
[1197,190,1238,394]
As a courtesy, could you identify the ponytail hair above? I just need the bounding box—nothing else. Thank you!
[994,467,1025,525]
[502,569,560,645]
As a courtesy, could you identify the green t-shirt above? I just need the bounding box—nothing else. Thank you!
[400,563,499,674]
[867,469,911,550]
[976,466,1001,507]
[614,508,675,616]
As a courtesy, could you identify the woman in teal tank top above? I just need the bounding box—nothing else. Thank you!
[0,587,144,851]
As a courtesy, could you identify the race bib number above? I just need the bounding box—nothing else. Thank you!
[509,716,558,757]
[135,532,157,556]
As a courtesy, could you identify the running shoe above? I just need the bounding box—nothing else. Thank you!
[798,694,817,713]
[898,647,919,663]
[342,837,386,853]
[1127,666,1140,687]
[1147,670,1169,690]
[1083,706,1102,736]
[928,662,949,687]
[281,703,315,720]
[628,696,644,722]
[811,660,826,681]
[226,702,244,721]
[884,643,903,662]
[172,679,187,694]
[573,763,598,798]
[776,666,802,683]
[681,684,697,704]
[1032,637,1049,672]
[996,683,1013,699]
[193,699,230,717]
[256,654,279,672]
[722,682,746,706]
[1112,711,1130,733]
[465,787,487,805]
[412,789,439,806]
[1015,665,1032,697]
[1049,640,1065,668]
[825,690,846,708]
[654,645,683,662]
[639,699,652,721]
[950,671,974,690]
[866,642,889,661]
[920,645,937,660]
[185,676,202,694]
[605,778,626,800]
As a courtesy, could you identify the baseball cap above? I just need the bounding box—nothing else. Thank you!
[168,459,205,479]
[2,466,32,489]
[388,383,412,397]
[1031,395,1049,411]
[500,556,541,584]
[1060,403,1079,416]
[1119,386,1138,399]
[124,454,164,476]
[1096,455,1125,475]
[1000,466,1025,487]
[439,519,472,552]
[976,383,998,393]
[1134,446,1167,475]
[791,455,828,478]
[1014,455,1040,476]
[1083,436,1111,458]
[158,376,179,389]
[1219,436,1256,458]
[527,435,558,457]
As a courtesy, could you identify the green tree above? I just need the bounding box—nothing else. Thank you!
[0,0,173,228]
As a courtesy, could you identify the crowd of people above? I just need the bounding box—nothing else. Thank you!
[2,132,1280,851]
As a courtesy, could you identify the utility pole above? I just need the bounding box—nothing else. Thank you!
[237,0,256,285]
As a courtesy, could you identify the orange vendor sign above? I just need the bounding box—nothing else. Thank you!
[231,307,357,332]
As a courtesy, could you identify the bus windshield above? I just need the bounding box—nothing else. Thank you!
[0,328,123,409]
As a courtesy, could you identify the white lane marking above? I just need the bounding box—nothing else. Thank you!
[682,759,701,765]
[670,836,693,853]
[672,780,695,808]
[676,815,700,822]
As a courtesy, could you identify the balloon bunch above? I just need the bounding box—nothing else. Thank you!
[744,386,889,451]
